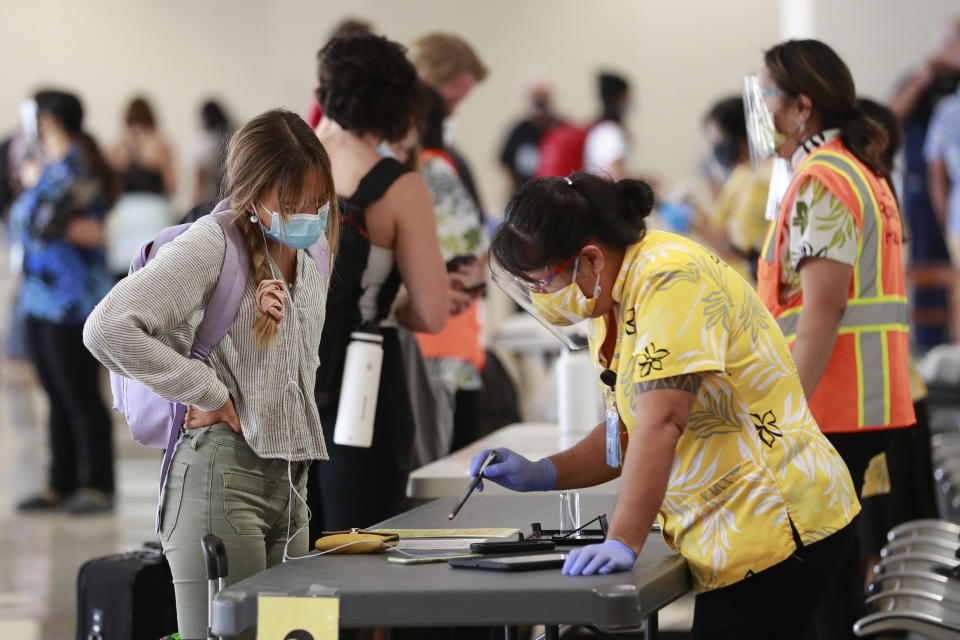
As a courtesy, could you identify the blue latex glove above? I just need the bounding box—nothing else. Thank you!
[468,448,557,492]
[562,539,636,576]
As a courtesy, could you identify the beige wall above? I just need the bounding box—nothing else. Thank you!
[5,0,952,217]
[0,0,781,216]
[807,0,959,101]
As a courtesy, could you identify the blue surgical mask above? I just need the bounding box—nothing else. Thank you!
[258,202,329,250]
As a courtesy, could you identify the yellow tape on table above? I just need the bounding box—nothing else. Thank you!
[257,595,338,640]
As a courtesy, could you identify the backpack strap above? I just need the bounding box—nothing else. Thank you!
[374,267,402,324]
[348,158,410,324]
[193,208,249,358]
[156,200,248,529]
[348,158,410,209]
[306,235,330,283]
[141,223,192,266]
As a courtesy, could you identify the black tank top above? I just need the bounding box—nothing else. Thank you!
[122,160,165,194]
[316,157,410,400]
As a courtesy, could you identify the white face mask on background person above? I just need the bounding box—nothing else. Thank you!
[20,99,38,142]
[442,118,456,147]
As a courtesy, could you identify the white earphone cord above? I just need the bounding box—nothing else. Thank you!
[256,221,314,563]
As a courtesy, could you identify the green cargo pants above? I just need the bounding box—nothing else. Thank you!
[159,424,310,639]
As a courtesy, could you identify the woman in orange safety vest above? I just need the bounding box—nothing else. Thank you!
[755,39,915,638]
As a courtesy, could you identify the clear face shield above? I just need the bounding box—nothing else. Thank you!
[490,258,590,351]
[742,75,778,170]
[743,75,794,221]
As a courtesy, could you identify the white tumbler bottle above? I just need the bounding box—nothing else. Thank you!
[333,331,384,448]
[557,348,602,449]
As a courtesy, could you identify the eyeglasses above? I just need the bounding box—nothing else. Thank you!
[762,86,796,99]
[519,236,598,292]
[524,513,609,541]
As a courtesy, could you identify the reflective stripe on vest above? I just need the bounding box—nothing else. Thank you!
[810,151,883,299]
[761,215,777,264]
[775,297,909,339]
[857,329,889,427]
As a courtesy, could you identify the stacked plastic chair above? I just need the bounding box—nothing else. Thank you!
[854,432,960,637]
[932,433,960,522]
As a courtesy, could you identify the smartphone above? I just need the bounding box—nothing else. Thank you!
[450,552,569,571]
[469,540,556,554]
[462,282,487,294]
[446,255,476,272]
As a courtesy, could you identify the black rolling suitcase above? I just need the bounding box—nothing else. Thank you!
[76,541,178,640]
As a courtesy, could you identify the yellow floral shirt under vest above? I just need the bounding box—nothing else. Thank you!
[587,230,859,592]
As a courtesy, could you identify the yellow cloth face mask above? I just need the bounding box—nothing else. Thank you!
[528,258,601,326]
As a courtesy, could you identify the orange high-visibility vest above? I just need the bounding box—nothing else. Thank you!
[757,138,914,432]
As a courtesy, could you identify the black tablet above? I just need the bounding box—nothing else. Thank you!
[448,552,569,572]
[550,535,605,546]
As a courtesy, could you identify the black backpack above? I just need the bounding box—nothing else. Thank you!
[316,158,409,406]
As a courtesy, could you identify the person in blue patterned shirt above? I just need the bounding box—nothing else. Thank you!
[10,90,117,514]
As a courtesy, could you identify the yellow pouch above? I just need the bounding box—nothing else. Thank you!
[314,528,399,554]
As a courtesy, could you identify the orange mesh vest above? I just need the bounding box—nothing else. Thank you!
[757,139,914,432]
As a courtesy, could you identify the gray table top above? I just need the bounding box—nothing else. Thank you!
[212,494,691,635]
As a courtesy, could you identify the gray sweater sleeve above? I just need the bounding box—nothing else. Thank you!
[83,218,230,411]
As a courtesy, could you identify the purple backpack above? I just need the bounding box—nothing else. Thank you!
[108,199,328,528]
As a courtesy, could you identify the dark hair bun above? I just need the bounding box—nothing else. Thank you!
[491,172,652,280]
[617,179,654,221]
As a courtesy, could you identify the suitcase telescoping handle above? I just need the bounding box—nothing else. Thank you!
[86,609,104,640]
[201,534,228,640]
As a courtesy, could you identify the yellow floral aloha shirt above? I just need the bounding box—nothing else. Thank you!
[588,230,860,592]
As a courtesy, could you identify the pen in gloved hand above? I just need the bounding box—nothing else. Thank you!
[448,451,497,520]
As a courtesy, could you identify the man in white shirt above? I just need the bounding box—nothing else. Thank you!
[584,72,631,180]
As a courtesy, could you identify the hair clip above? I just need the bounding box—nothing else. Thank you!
[564,176,574,186]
